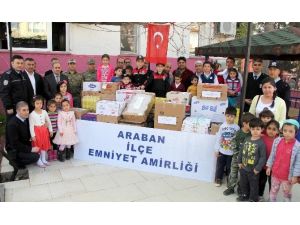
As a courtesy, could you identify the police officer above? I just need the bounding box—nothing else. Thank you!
[82,58,97,82]
[64,59,83,107]
[0,55,30,121]
[268,61,291,115]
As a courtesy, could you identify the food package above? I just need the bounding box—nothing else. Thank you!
[83,82,101,92]
[116,89,145,103]
[96,100,126,116]
[181,116,211,134]
[166,91,191,105]
[82,95,101,112]
[81,113,98,121]
[100,82,120,94]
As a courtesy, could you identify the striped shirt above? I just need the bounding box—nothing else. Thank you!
[48,111,58,133]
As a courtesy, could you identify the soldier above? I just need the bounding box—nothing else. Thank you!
[82,58,97,82]
[64,59,83,108]
[0,55,30,121]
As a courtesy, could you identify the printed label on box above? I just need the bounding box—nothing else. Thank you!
[158,116,177,125]
[202,91,221,98]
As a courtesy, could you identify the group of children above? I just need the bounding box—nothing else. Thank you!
[29,80,79,168]
[215,106,300,201]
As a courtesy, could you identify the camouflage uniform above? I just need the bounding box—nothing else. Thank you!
[64,71,83,108]
[82,70,97,82]
[227,130,251,190]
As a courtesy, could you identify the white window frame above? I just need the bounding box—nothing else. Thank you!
[6,22,69,52]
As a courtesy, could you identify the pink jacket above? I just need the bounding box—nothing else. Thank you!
[57,111,77,133]
[62,92,74,108]
[96,64,114,82]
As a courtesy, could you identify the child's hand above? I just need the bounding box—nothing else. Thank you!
[291,177,298,184]
[266,167,271,176]
[32,147,39,153]
[50,132,53,137]
[60,132,64,136]
[32,137,36,142]
[253,168,259,175]
[238,164,243,169]
[215,151,220,157]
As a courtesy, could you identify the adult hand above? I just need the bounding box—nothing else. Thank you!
[245,99,252,105]
[253,168,259,175]
[238,164,243,169]
[7,109,14,114]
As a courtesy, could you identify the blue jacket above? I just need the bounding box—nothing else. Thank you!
[267,137,300,180]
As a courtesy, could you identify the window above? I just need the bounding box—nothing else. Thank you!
[0,22,8,49]
[11,22,48,48]
[52,22,66,51]
[120,23,137,54]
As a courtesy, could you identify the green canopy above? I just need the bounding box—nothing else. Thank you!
[195,26,300,60]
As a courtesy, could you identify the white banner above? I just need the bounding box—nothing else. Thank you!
[75,120,217,182]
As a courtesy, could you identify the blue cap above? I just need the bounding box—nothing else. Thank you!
[283,119,300,129]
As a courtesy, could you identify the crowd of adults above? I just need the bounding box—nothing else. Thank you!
[0,54,292,168]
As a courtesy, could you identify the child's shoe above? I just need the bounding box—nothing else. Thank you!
[66,148,71,160]
[53,150,58,161]
[236,195,249,202]
[215,179,222,187]
[223,188,234,196]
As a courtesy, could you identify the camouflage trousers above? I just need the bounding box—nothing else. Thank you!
[227,153,239,189]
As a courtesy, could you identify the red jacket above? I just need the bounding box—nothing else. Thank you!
[170,82,185,92]
[96,64,114,82]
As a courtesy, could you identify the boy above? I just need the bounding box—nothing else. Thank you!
[111,66,123,82]
[47,100,58,161]
[199,61,219,84]
[187,75,198,97]
[170,73,185,92]
[125,65,133,76]
[237,118,266,202]
[223,112,256,195]
[214,106,240,187]
[120,74,134,90]
[148,63,170,97]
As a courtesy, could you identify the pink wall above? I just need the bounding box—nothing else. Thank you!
[0,50,207,75]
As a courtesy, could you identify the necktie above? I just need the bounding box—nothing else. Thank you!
[254,75,257,80]
[56,75,60,83]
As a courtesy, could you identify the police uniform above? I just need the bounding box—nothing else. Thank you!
[83,70,97,82]
[0,69,29,116]
[64,70,83,108]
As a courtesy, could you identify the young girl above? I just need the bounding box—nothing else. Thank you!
[58,80,73,108]
[187,75,199,97]
[111,67,123,82]
[53,99,79,162]
[29,96,53,167]
[226,68,241,107]
[259,119,279,201]
[266,119,300,201]
[96,54,114,82]
[54,92,63,111]
[47,100,59,161]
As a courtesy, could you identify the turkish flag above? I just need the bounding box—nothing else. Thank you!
[146,23,170,64]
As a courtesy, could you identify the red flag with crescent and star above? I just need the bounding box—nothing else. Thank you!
[146,23,170,64]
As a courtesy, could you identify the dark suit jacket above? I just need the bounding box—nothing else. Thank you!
[43,73,69,100]
[6,116,32,154]
[23,71,45,106]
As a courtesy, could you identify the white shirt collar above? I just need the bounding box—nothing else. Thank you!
[274,77,281,83]
[16,114,26,122]
[25,70,34,76]
[253,72,261,77]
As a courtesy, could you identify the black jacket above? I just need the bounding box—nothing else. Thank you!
[276,79,290,112]
[0,69,30,111]
[6,116,32,154]
[43,73,69,100]
[23,71,45,109]
[148,72,170,97]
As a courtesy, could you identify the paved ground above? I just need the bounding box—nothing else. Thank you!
[1,157,300,202]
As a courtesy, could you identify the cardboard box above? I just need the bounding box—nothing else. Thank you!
[101,93,116,101]
[122,92,155,123]
[71,108,89,119]
[181,116,211,134]
[81,91,101,97]
[210,123,222,135]
[97,115,120,124]
[197,84,227,101]
[101,82,120,94]
[116,89,145,103]
[83,82,101,92]
[96,100,126,116]
[119,119,147,127]
[166,91,191,105]
[191,96,227,123]
[154,102,186,131]
[82,94,102,112]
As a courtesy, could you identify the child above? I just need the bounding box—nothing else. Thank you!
[125,65,133,76]
[214,106,240,187]
[259,119,279,201]
[58,80,73,108]
[226,68,241,107]
[120,74,135,90]
[199,61,219,84]
[170,73,185,92]
[187,75,198,97]
[259,109,274,135]
[237,118,266,202]
[97,54,114,82]
[223,112,256,195]
[54,92,63,111]
[266,119,300,202]
[47,100,59,161]
[111,66,123,82]
[148,63,170,97]
[29,96,53,168]
[53,99,79,162]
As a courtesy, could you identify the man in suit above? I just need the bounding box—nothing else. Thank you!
[244,58,268,112]
[6,101,39,168]
[44,62,69,100]
[44,57,60,76]
[23,58,44,111]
